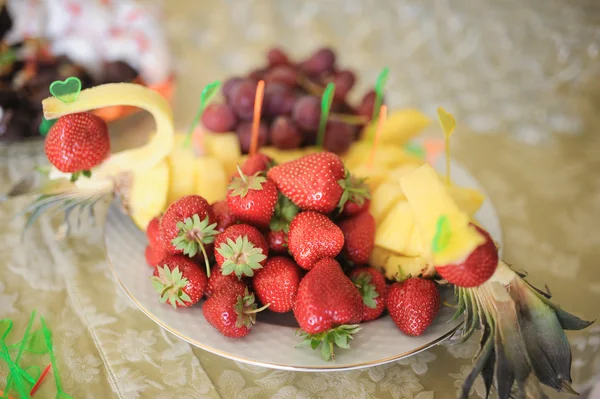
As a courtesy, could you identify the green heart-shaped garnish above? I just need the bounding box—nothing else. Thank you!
[49,77,82,103]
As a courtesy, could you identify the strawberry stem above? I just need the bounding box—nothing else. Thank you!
[296,324,361,361]
[198,241,211,278]
[245,303,270,314]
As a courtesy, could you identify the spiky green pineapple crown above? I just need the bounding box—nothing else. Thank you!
[151,266,191,310]
[296,324,362,361]
[337,170,371,212]
[351,273,379,309]
[217,235,267,278]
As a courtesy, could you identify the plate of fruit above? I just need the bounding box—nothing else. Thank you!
[17,43,593,395]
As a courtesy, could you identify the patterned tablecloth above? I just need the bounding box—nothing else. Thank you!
[1,1,600,398]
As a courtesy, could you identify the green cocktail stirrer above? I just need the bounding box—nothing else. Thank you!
[40,317,73,399]
[184,80,222,148]
[316,82,335,150]
[370,67,389,141]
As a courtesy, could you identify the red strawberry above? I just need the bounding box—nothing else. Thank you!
[145,245,168,268]
[253,257,302,313]
[44,112,110,176]
[146,216,163,248]
[214,224,268,278]
[338,211,376,265]
[160,195,218,276]
[211,200,237,232]
[266,230,287,253]
[293,258,363,360]
[338,174,371,216]
[349,267,387,322]
[267,152,346,213]
[235,152,274,177]
[435,225,499,287]
[227,168,278,229]
[151,255,208,309]
[203,286,267,338]
[387,278,440,336]
[206,264,247,298]
[288,211,344,270]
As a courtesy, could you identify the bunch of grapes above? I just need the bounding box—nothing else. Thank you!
[201,47,381,154]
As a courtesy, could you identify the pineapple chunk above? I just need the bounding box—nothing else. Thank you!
[343,142,423,171]
[400,164,484,265]
[447,185,485,217]
[370,181,406,223]
[129,160,170,230]
[384,164,422,185]
[374,201,415,255]
[167,134,198,205]
[361,108,431,146]
[349,164,389,192]
[368,247,430,280]
[259,147,308,164]
[203,132,242,177]
[195,156,227,204]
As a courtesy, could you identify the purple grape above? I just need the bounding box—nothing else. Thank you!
[358,90,377,119]
[236,121,269,154]
[264,83,296,117]
[301,48,336,75]
[248,68,267,81]
[292,95,321,132]
[323,120,354,154]
[201,103,238,133]
[264,65,298,88]
[230,79,258,121]
[222,77,242,102]
[332,70,356,101]
[270,116,303,149]
[267,48,291,67]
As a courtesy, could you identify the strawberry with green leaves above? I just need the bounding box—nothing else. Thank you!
[253,256,303,313]
[215,224,268,278]
[294,258,363,360]
[267,194,299,253]
[288,211,344,270]
[350,267,387,322]
[387,277,440,336]
[211,200,237,233]
[206,264,247,298]
[151,255,208,309]
[44,112,110,180]
[338,173,371,216]
[227,166,278,229]
[203,285,268,338]
[338,211,376,265]
[160,195,218,277]
[267,152,346,214]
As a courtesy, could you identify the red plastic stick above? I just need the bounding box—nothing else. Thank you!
[30,364,52,396]
[249,80,265,156]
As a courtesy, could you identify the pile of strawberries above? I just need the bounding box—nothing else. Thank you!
[144,151,442,360]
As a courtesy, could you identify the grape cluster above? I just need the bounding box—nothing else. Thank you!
[201,47,383,154]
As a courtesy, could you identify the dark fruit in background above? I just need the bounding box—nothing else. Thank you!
[202,103,237,133]
[237,121,269,153]
[101,61,138,84]
[203,46,385,154]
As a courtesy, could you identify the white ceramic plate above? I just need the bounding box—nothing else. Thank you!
[104,157,503,372]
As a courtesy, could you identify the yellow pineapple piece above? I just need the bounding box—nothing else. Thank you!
[195,156,227,204]
[343,142,423,171]
[348,164,389,192]
[384,164,422,185]
[167,134,198,205]
[400,164,484,265]
[203,132,242,177]
[370,181,406,223]
[129,160,170,230]
[368,247,431,280]
[374,200,415,255]
[447,185,485,217]
[361,108,431,146]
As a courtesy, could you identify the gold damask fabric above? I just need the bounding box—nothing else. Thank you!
[1,1,599,398]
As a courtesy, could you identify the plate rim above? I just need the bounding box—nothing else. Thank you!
[103,157,502,372]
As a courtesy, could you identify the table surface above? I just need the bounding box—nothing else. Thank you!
[1,1,600,398]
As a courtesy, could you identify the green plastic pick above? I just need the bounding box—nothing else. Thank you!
[184,80,222,148]
[371,67,389,124]
[39,117,57,137]
[0,319,32,399]
[403,142,426,160]
[40,317,73,399]
[49,77,82,104]
[316,82,335,150]
[4,311,37,395]
[432,215,452,254]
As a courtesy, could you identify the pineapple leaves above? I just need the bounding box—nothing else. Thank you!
[217,236,266,278]
[296,325,361,361]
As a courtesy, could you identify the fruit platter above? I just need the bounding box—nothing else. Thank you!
[15,46,593,398]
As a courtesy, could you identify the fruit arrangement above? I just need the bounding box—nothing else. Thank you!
[201,47,392,155]
[18,64,592,398]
